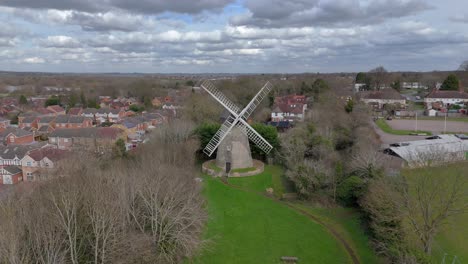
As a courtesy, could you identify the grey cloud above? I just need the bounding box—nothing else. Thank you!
[231,0,431,28]
[68,12,153,32]
[111,0,233,15]
[0,0,102,12]
[451,14,468,23]
[0,0,234,14]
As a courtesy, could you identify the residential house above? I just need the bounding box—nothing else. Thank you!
[108,109,126,123]
[46,105,66,115]
[424,90,468,109]
[18,115,39,129]
[354,83,367,93]
[142,112,166,126]
[81,108,97,121]
[0,143,47,168]
[21,148,68,182]
[0,127,34,145]
[37,116,56,129]
[271,94,308,122]
[55,115,93,129]
[68,107,83,116]
[48,127,124,153]
[0,117,10,132]
[358,89,406,109]
[402,82,427,89]
[35,107,55,115]
[152,97,163,108]
[0,165,22,184]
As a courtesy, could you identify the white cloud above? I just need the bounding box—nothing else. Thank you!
[23,57,45,63]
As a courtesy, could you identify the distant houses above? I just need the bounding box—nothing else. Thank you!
[424,90,468,109]
[358,89,406,109]
[271,95,308,122]
[49,127,125,153]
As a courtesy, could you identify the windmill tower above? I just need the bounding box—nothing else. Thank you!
[201,80,274,172]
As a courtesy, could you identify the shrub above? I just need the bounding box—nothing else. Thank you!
[337,176,366,206]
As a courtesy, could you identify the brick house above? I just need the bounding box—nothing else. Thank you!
[0,128,34,145]
[358,89,406,109]
[46,105,66,115]
[0,165,22,184]
[271,94,308,122]
[49,127,124,153]
[0,143,47,168]
[0,117,11,131]
[55,115,93,129]
[68,107,83,116]
[424,90,468,109]
[19,115,39,129]
[37,116,56,129]
[108,109,126,123]
[21,148,68,182]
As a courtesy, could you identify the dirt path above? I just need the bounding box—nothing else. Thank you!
[219,178,361,264]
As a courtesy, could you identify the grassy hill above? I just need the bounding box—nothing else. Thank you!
[192,166,377,264]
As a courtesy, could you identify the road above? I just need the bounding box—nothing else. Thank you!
[387,119,468,134]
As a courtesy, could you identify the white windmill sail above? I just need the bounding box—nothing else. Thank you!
[200,80,274,157]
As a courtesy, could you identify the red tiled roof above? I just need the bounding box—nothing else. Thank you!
[272,103,305,114]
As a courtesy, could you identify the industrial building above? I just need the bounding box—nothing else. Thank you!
[384,134,468,167]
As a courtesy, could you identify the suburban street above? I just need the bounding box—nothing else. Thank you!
[387,119,468,134]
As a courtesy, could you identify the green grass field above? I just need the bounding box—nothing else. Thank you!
[292,205,380,264]
[192,165,378,264]
[375,118,431,135]
[413,116,468,123]
[402,163,468,263]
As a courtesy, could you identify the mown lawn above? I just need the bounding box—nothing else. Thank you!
[192,166,350,264]
[402,163,468,263]
[192,165,378,264]
[375,118,431,135]
[292,205,380,264]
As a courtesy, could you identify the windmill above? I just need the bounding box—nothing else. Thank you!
[201,80,273,172]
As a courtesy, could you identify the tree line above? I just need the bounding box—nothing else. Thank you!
[0,121,206,264]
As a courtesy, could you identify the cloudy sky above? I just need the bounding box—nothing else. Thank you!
[0,0,467,73]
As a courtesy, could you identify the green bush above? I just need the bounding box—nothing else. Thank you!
[337,176,366,206]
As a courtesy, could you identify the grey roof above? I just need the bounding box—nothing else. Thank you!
[359,89,406,100]
[38,116,56,123]
[384,134,468,167]
[0,127,32,138]
[0,143,47,160]
[50,127,122,139]
[37,125,51,132]
[3,165,22,175]
[426,90,468,99]
[22,116,39,123]
[55,115,88,124]
[55,115,69,123]
[69,116,86,123]
[82,108,97,114]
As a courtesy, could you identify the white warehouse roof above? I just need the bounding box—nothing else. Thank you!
[384,134,468,167]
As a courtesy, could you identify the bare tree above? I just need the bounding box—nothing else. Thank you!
[402,166,468,254]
